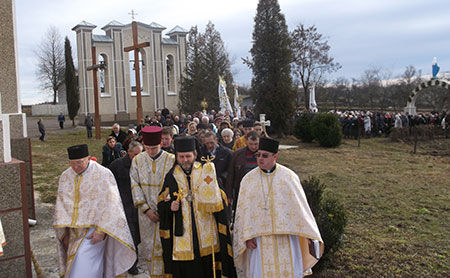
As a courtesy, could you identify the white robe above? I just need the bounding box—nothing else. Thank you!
[130,151,175,275]
[54,161,136,278]
[69,228,106,278]
[233,164,324,278]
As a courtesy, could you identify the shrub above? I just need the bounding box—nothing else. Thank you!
[311,113,342,147]
[294,113,315,142]
[302,176,347,271]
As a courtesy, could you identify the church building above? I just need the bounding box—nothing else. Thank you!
[72,20,188,122]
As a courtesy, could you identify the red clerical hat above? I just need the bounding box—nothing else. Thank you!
[141,126,162,146]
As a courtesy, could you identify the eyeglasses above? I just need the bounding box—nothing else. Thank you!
[255,152,271,158]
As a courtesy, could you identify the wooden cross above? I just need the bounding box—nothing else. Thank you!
[86,47,105,140]
[124,21,150,125]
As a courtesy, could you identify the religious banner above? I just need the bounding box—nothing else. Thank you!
[218,76,233,115]
[309,86,318,113]
[234,83,241,118]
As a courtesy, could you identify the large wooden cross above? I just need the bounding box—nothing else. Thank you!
[124,21,150,124]
[86,46,105,140]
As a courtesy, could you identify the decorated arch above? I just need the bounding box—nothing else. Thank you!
[404,78,450,115]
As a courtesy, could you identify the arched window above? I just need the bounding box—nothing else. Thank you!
[129,51,145,96]
[99,54,110,96]
[166,55,175,94]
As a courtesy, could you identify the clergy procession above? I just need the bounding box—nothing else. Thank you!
[54,106,325,278]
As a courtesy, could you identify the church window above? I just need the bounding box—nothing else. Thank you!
[166,55,175,94]
[98,54,110,96]
[129,51,149,96]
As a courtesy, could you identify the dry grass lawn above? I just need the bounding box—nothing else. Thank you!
[32,130,450,277]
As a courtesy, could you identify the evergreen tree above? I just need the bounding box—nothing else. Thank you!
[179,23,233,113]
[179,26,206,113]
[245,0,295,136]
[64,37,79,126]
[202,21,233,110]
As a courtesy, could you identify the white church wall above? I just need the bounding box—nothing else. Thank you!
[32,104,68,116]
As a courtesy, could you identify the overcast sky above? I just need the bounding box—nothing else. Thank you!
[15,0,450,105]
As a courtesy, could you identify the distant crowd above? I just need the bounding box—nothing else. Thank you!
[329,110,450,139]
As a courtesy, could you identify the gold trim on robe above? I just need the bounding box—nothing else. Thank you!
[130,151,175,277]
[172,163,221,261]
[54,161,136,278]
[233,164,324,277]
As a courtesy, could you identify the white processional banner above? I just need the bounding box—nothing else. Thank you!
[218,76,233,115]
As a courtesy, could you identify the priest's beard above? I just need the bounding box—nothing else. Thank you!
[180,162,193,173]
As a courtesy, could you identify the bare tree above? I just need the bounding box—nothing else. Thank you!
[35,26,65,104]
[360,67,383,110]
[291,24,341,109]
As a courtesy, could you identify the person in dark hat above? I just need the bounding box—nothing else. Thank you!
[54,144,136,277]
[157,137,236,278]
[232,119,254,151]
[129,126,175,276]
[232,138,324,277]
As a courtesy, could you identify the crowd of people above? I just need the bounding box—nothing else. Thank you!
[54,107,325,278]
[330,110,450,139]
[99,107,269,168]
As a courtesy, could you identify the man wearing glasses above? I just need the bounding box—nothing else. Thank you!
[233,138,324,278]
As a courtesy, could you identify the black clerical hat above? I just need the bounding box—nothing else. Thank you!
[242,120,254,128]
[259,137,279,154]
[174,136,196,153]
[141,126,162,146]
[67,144,89,159]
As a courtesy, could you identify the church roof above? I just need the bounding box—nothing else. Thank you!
[72,21,97,31]
[101,20,124,30]
[149,22,166,30]
[92,35,113,43]
[162,38,178,45]
[123,21,166,31]
[166,26,189,35]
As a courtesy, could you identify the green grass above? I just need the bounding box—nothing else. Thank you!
[32,128,109,203]
[31,132,450,277]
[277,137,450,277]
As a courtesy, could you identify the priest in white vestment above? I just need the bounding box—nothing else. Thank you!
[0,219,5,256]
[233,138,324,278]
[130,126,175,276]
[54,144,136,278]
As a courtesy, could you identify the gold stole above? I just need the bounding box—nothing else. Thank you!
[172,163,220,261]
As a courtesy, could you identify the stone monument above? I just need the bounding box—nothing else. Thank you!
[0,0,33,277]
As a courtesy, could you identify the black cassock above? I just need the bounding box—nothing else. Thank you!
[109,155,140,246]
[157,165,236,278]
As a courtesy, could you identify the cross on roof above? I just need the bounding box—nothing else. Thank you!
[129,9,138,21]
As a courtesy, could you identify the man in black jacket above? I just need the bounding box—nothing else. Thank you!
[109,141,143,275]
[201,131,232,189]
[110,123,127,144]
[225,130,260,208]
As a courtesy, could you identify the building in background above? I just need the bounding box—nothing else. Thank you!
[73,20,188,122]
